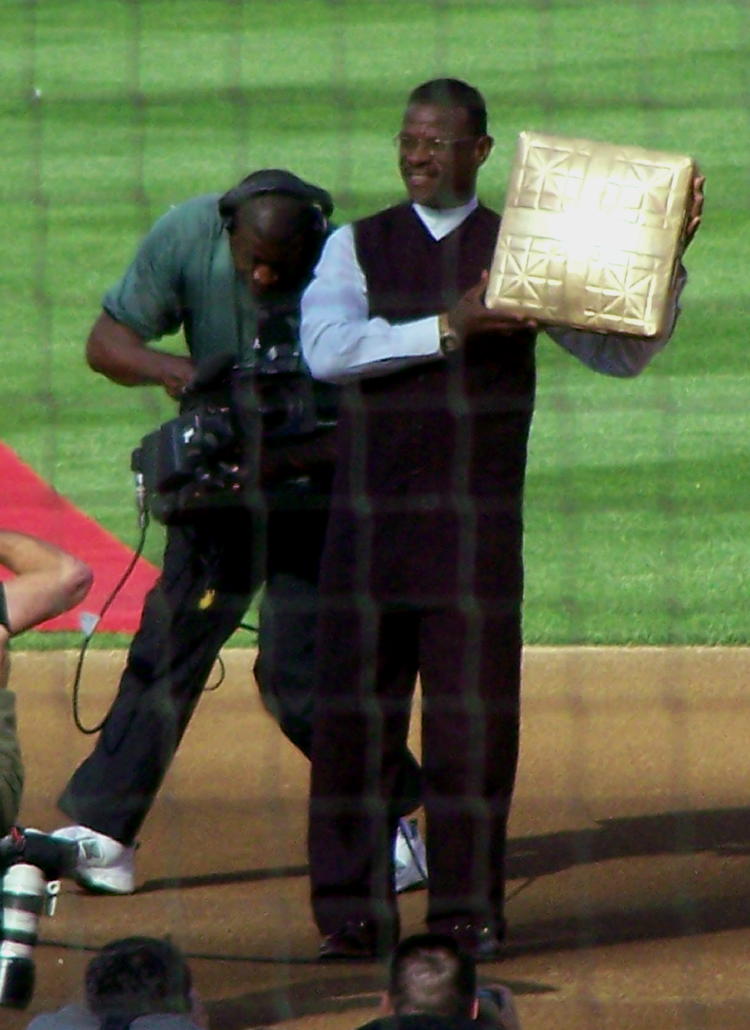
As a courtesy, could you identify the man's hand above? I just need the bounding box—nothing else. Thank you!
[446,272,537,346]
[160,358,196,399]
[683,170,705,251]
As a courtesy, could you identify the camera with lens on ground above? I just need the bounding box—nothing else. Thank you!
[0,827,78,1009]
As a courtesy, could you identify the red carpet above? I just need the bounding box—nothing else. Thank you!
[0,443,159,632]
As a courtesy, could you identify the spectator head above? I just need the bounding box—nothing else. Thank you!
[84,937,192,1023]
[386,933,478,1021]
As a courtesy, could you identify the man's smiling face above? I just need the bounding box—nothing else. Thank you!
[397,102,492,210]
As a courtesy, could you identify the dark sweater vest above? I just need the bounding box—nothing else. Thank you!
[324,203,536,605]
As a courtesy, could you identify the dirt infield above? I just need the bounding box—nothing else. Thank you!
[4,647,750,1030]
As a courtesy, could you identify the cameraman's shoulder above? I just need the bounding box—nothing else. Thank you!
[148,194,223,242]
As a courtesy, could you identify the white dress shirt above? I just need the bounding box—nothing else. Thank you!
[301,199,684,384]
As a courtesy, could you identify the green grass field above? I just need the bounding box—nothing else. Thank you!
[0,0,748,645]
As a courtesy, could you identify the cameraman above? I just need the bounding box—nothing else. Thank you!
[0,531,92,832]
[54,170,422,893]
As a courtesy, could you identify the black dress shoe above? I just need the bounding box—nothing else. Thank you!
[319,919,394,961]
[432,920,504,961]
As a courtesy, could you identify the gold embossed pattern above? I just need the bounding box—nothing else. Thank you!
[486,132,694,337]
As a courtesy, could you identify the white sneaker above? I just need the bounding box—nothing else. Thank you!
[394,817,428,893]
[52,825,136,895]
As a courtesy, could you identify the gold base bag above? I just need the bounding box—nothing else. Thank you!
[486,132,695,337]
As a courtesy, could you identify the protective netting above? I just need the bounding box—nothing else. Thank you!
[2,1,750,1027]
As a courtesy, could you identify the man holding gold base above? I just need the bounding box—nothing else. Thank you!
[301,78,704,960]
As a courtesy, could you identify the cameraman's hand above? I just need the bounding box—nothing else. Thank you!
[446,272,537,345]
[161,356,196,399]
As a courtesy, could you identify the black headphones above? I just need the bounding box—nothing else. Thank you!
[218,168,333,237]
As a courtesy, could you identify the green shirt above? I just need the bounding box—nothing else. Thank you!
[0,689,22,834]
[103,194,259,364]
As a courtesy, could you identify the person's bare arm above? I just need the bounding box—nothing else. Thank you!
[0,531,93,637]
[0,533,92,829]
[86,311,195,400]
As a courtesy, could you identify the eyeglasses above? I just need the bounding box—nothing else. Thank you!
[393,133,479,156]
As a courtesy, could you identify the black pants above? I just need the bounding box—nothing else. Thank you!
[58,502,323,845]
[58,500,421,846]
[309,602,521,939]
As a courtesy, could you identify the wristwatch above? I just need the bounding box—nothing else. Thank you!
[438,312,460,355]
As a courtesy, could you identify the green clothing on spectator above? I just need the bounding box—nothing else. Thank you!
[0,689,23,834]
